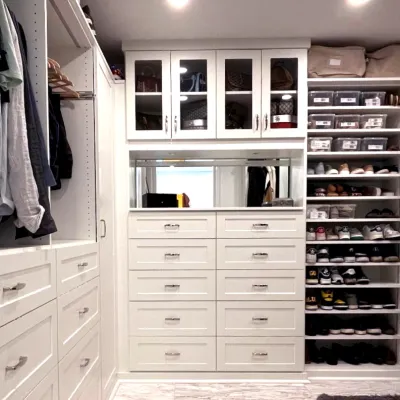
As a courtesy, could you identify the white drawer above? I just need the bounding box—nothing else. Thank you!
[59,324,100,400]
[129,270,216,301]
[217,239,303,270]
[217,212,304,239]
[0,301,57,400]
[129,239,215,270]
[56,243,99,295]
[217,270,303,301]
[58,278,100,359]
[129,301,216,337]
[77,365,101,400]
[25,367,59,400]
[0,250,56,327]
[128,213,216,239]
[217,301,304,337]
[217,337,304,372]
[130,337,216,371]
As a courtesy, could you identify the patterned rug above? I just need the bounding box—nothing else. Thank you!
[317,396,400,400]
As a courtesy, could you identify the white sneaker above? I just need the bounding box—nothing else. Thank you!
[331,267,344,285]
[335,226,350,240]
[307,227,316,241]
[326,228,339,240]
[382,224,400,239]
[362,225,384,240]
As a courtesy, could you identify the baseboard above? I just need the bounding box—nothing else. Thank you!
[104,368,118,400]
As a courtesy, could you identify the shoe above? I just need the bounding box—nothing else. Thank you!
[329,317,342,334]
[381,208,397,218]
[335,226,350,240]
[382,224,400,239]
[320,347,338,365]
[335,343,360,365]
[354,318,367,335]
[340,320,355,334]
[362,225,384,240]
[329,251,344,263]
[331,266,344,285]
[307,227,316,241]
[307,167,315,175]
[333,293,349,310]
[381,320,396,335]
[371,295,384,309]
[363,186,382,196]
[351,166,365,174]
[316,226,326,241]
[344,247,356,263]
[306,294,318,310]
[355,251,369,263]
[342,268,356,285]
[306,318,317,336]
[382,347,397,365]
[318,320,330,336]
[388,165,399,174]
[317,248,329,263]
[339,163,350,175]
[350,227,364,240]
[354,343,371,364]
[321,289,334,310]
[306,266,319,285]
[375,167,390,174]
[315,162,325,175]
[345,292,358,310]
[365,209,381,218]
[370,246,382,262]
[326,165,338,175]
[354,266,369,284]
[382,189,395,196]
[369,346,385,365]
[308,342,324,364]
[363,165,374,175]
[381,293,396,309]
[367,318,382,335]
[306,248,318,263]
[326,228,339,240]
[358,294,372,310]
[383,246,399,262]
[319,267,331,284]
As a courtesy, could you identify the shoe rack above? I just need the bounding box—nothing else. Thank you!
[306,77,400,377]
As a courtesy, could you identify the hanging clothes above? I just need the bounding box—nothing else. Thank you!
[247,167,268,207]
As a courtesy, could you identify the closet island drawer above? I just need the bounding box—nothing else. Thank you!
[217,337,304,372]
[59,325,100,400]
[0,250,56,327]
[217,270,303,301]
[58,278,100,359]
[217,301,304,337]
[25,367,59,400]
[129,239,215,270]
[217,239,303,270]
[0,301,57,400]
[217,212,304,239]
[129,213,216,239]
[129,270,216,301]
[129,301,216,336]
[56,243,99,295]
[130,337,216,371]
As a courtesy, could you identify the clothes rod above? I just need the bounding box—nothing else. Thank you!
[133,159,291,168]
[60,91,95,100]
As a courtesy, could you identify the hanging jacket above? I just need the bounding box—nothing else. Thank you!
[247,167,268,207]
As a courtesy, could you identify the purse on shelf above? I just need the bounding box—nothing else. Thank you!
[180,72,207,92]
[225,102,248,129]
[271,62,294,90]
[181,100,208,130]
[136,66,161,92]
[136,112,162,130]
[225,71,252,91]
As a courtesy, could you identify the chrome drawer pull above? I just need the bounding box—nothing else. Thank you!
[79,307,90,315]
[165,351,180,356]
[253,352,268,357]
[165,284,180,288]
[252,253,268,257]
[165,253,180,257]
[252,284,268,288]
[252,317,268,321]
[80,358,90,368]
[164,224,180,229]
[252,223,268,229]
[6,356,28,372]
[78,262,88,268]
[3,282,26,292]
[165,317,180,321]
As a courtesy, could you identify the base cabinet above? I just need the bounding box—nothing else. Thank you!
[25,367,59,400]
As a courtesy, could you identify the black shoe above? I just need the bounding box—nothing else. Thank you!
[340,321,355,335]
[306,293,318,310]
[370,246,383,262]
[318,319,330,336]
[333,293,349,310]
[317,248,330,263]
[342,267,356,285]
[329,317,341,335]
[318,267,331,284]
[358,294,372,310]
[320,347,338,365]
[337,344,361,365]
[383,246,400,262]
[306,266,319,284]
[366,209,381,218]
[354,343,370,364]
[355,250,370,263]
[320,289,334,310]
[354,318,367,335]
[381,319,396,335]
[354,266,370,284]
[308,342,324,364]
[344,247,356,263]
[306,318,317,336]
[369,346,385,365]
[366,317,382,335]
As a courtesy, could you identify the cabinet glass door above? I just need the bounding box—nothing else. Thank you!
[217,50,262,139]
[126,51,171,140]
[171,51,216,139]
[262,49,307,138]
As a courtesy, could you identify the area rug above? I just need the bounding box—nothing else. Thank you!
[317,396,400,400]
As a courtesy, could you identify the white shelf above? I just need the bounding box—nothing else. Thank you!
[308,77,400,89]
[306,283,400,288]
[308,128,400,137]
[307,219,400,223]
[271,90,297,98]
[135,92,162,96]
[308,106,400,115]
[307,151,400,159]
[306,334,400,340]
[129,207,304,212]
[307,196,400,201]
[306,240,400,244]
[225,91,252,95]
[306,263,400,267]
[308,174,400,180]
[305,309,400,314]
[306,362,400,371]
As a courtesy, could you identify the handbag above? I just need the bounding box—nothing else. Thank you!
[366,45,400,77]
[136,66,161,92]
[225,102,248,129]
[226,71,252,91]
[271,62,294,90]
[180,72,207,92]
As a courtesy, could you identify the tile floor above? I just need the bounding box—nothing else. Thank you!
[113,381,400,400]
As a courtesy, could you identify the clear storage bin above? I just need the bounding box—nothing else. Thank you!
[307,204,330,220]
[308,91,334,107]
[308,137,333,152]
[330,204,357,219]
[333,138,362,151]
[335,114,360,129]
[308,114,335,129]
[361,92,386,106]
[334,91,361,106]
[361,137,388,151]
[360,114,387,129]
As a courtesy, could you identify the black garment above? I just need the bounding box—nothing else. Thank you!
[48,86,60,184]
[247,167,268,207]
[9,12,57,238]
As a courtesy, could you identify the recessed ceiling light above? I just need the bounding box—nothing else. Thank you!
[167,0,189,9]
[180,95,188,101]
[347,0,371,7]
[282,94,292,100]
[179,67,188,74]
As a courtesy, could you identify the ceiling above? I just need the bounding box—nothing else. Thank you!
[84,0,400,60]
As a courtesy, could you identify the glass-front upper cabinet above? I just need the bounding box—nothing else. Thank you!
[171,51,216,139]
[261,49,307,138]
[216,50,262,139]
[125,51,171,140]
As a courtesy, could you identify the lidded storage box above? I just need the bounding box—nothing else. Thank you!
[360,137,388,151]
[332,138,361,151]
[333,91,360,106]
[308,137,333,152]
[360,114,387,129]
[308,91,334,106]
[308,114,335,129]
[361,92,386,106]
[335,114,360,129]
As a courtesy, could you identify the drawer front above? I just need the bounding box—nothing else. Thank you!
[0,301,57,400]
[129,270,216,301]
[217,337,304,372]
[217,212,304,239]
[129,302,216,336]
[129,213,216,239]
[25,367,59,400]
[58,278,100,359]
[0,250,56,327]
[59,325,100,400]
[78,365,101,400]
[217,239,303,270]
[217,270,303,301]
[130,337,216,371]
[56,243,99,295]
[129,239,215,270]
[217,301,304,337]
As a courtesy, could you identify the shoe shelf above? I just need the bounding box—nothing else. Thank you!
[305,309,400,314]
[308,129,400,137]
[308,77,400,89]
[306,283,400,288]
[307,196,400,201]
[306,263,400,267]
[306,334,400,340]
[306,240,400,244]
[308,151,400,160]
[305,362,400,371]
[306,219,400,223]
[308,174,400,180]
[308,106,400,115]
